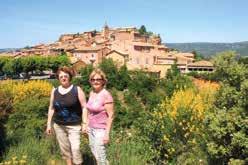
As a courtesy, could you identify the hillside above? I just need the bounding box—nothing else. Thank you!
[166,41,248,57]
[0,48,20,53]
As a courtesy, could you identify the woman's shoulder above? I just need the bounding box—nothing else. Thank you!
[102,88,111,95]
[52,86,59,93]
[102,88,113,100]
[75,85,81,91]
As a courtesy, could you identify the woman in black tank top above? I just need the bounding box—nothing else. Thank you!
[53,85,82,125]
[46,66,87,165]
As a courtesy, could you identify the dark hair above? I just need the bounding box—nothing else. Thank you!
[56,66,75,81]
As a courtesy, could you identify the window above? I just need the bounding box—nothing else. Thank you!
[134,46,142,51]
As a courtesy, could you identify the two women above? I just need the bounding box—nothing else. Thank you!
[46,67,114,165]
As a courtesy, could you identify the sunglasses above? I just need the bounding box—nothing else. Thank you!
[90,78,103,82]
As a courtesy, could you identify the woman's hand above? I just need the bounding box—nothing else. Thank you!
[46,126,52,135]
[103,133,110,144]
[82,123,89,134]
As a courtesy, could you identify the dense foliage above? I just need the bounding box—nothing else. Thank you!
[0,54,70,78]
[205,51,248,164]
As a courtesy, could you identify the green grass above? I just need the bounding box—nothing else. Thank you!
[2,136,61,165]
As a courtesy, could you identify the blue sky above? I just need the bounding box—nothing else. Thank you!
[0,0,247,48]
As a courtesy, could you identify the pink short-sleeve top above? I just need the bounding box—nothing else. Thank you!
[86,88,113,129]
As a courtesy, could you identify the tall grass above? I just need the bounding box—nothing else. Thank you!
[107,131,153,165]
[2,136,61,165]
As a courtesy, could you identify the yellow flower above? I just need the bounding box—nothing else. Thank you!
[192,138,196,144]
[50,160,56,165]
[12,80,52,104]
[19,159,27,164]
[22,155,27,159]
[184,132,189,138]
[163,135,169,142]
[13,161,18,164]
[164,154,169,158]
[5,161,11,165]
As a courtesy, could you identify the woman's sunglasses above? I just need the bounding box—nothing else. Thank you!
[90,78,103,82]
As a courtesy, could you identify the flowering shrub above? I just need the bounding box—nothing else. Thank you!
[0,80,15,117]
[12,80,52,104]
[143,80,219,163]
[0,80,52,108]
[1,80,53,160]
[193,78,219,110]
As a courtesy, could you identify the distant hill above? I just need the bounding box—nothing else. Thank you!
[166,41,248,57]
[0,48,20,53]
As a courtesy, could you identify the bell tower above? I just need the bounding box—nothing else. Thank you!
[103,22,110,39]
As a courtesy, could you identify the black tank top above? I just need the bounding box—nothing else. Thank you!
[53,85,82,125]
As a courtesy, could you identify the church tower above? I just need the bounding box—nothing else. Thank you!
[102,22,110,39]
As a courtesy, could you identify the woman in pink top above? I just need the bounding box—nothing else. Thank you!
[85,69,114,165]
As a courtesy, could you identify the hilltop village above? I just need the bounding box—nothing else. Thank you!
[4,25,214,77]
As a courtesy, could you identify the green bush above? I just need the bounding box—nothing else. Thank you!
[6,97,49,142]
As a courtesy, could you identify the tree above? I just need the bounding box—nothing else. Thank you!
[138,25,154,36]
[21,57,36,77]
[2,60,14,76]
[24,45,31,49]
[48,55,70,73]
[213,51,247,88]
[74,64,94,94]
[192,50,205,61]
[139,25,147,35]
[99,58,119,89]
[162,64,193,97]
[239,56,248,65]
[206,51,248,164]
[0,57,10,75]
[34,56,47,73]
[116,65,131,90]
[166,63,180,79]
[12,58,23,75]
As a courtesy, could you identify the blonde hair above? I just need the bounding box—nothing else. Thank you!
[89,68,107,86]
